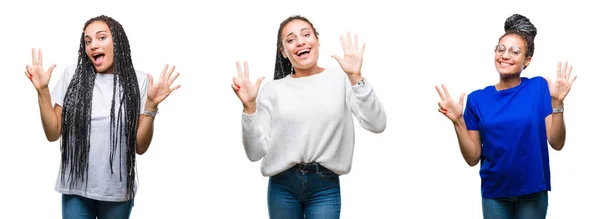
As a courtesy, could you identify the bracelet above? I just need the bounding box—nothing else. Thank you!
[143,108,159,118]
[552,105,564,114]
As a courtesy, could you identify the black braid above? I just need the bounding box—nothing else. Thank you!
[273,15,319,80]
[60,15,140,200]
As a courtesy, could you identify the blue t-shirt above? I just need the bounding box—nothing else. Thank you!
[464,76,552,199]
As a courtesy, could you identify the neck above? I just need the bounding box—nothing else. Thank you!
[98,65,114,74]
[292,64,324,78]
[496,74,522,90]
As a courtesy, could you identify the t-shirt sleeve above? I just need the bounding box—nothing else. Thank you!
[463,93,479,131]
[137,71,149,114]
[539,77,552,116]
[51,65,76,107]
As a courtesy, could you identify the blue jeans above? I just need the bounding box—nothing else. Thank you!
[267,164,341,219]
[62,194,134,219]
[482,191,548,219]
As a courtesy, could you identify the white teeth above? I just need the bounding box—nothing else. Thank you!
[296,49,310,55]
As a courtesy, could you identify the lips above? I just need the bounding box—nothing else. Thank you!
[498,61,513,67]
[92,53,105,66]
[295,48,311,59]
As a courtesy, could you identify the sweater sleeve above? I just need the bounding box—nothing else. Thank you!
[240,85,273,162]
[347,77,387,133]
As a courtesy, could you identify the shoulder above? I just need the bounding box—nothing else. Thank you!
[60,64,78,80]
[468,86,492,100]
[526,76,548,87]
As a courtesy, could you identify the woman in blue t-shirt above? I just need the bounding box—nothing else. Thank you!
[434,14,577,219]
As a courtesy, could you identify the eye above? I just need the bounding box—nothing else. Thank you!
[85,40,91,45]
[99,36,106,41]
[303,33,310,37]
[511,50,520,56]
[497,48,505,53]
[287,38,294,43]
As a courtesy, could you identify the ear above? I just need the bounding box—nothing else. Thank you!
[280,47,288,59]
[524,56,532,67]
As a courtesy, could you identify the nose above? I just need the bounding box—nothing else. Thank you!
[501,50,511,59]
[295,37,306,47]
[90,40,99,51]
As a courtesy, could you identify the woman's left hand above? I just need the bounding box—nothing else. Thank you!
[332,32,365,84]
[146,64,181,109]
[544,61,577,105]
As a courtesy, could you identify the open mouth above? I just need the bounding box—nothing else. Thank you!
[296,49,311,58]
[499,61,512,67]
[92,53,105,65]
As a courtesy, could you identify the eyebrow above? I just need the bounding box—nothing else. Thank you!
[286,28,311,37]
[84,30,108,38]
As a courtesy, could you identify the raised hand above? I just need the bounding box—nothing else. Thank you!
[146,64,181,109]
[331,32,365,83]
[435,84,466,123]
[232,61,264,113]
[25,48,56,91]
[544,61,577,103]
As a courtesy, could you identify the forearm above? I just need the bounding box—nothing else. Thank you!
[453,118,480,166]
[352,80,387,133]
[241,112,267,161]
[548,101,566,150]
[37,88,60,141]
[136,102,157,155]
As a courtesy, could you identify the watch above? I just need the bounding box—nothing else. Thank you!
[552,105,564,114]
[143,108,159,118]
[355,78,365,86]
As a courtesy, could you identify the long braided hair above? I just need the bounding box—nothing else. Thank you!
[273,15,319,80]
[60,15,140,199]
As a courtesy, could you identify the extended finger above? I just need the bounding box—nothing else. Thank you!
[353,34,358,52]
[339,34,348,52]
[566,65,573,80]
[159,64,168,81]
[562,61,568,78]
[556,62,562,78]
[38,49,43,67]
[165,65,175,80]
[167,72,180,85]
[346,32,352,50]
[31,48,37,65]
[359,43,366,56]
[244,61,249,79]
[236,61,243,79]
[435,85,446,101]
[170,84,181,92]
[442,84,452,101]
[569,74,577,85]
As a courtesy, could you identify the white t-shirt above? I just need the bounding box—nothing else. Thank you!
[241,67,387,177]
[51,64,148,202]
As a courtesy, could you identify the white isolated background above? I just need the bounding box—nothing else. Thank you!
[0,0,598,218]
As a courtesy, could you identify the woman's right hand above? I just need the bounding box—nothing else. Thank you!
[25,48,56,92]
[435,84,465,123]
[232,61,264,114]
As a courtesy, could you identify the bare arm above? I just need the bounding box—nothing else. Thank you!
[37,88,62,142]
[453,117,482,166]
[545,101,566,151]
[135,102,156,155]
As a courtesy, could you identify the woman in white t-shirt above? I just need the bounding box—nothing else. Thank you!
[231,15,387,219]
[24,15,180,219]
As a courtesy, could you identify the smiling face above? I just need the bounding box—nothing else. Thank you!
[84,21,114,74]
[494,34,531,76]
[279,19,320,71]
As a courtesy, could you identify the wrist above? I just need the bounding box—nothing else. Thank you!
[37,87,50,98]
[145,101,158,111]
[243,103,256,114]
[349,74,363,85]
[551,99,563,108]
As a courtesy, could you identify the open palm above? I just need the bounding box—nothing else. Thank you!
[544,61,577,102]
[332,32,365,78]
[25,48,56,91]
[232,61,264,107]
[146,64,181,108]
[435,84,466,123]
